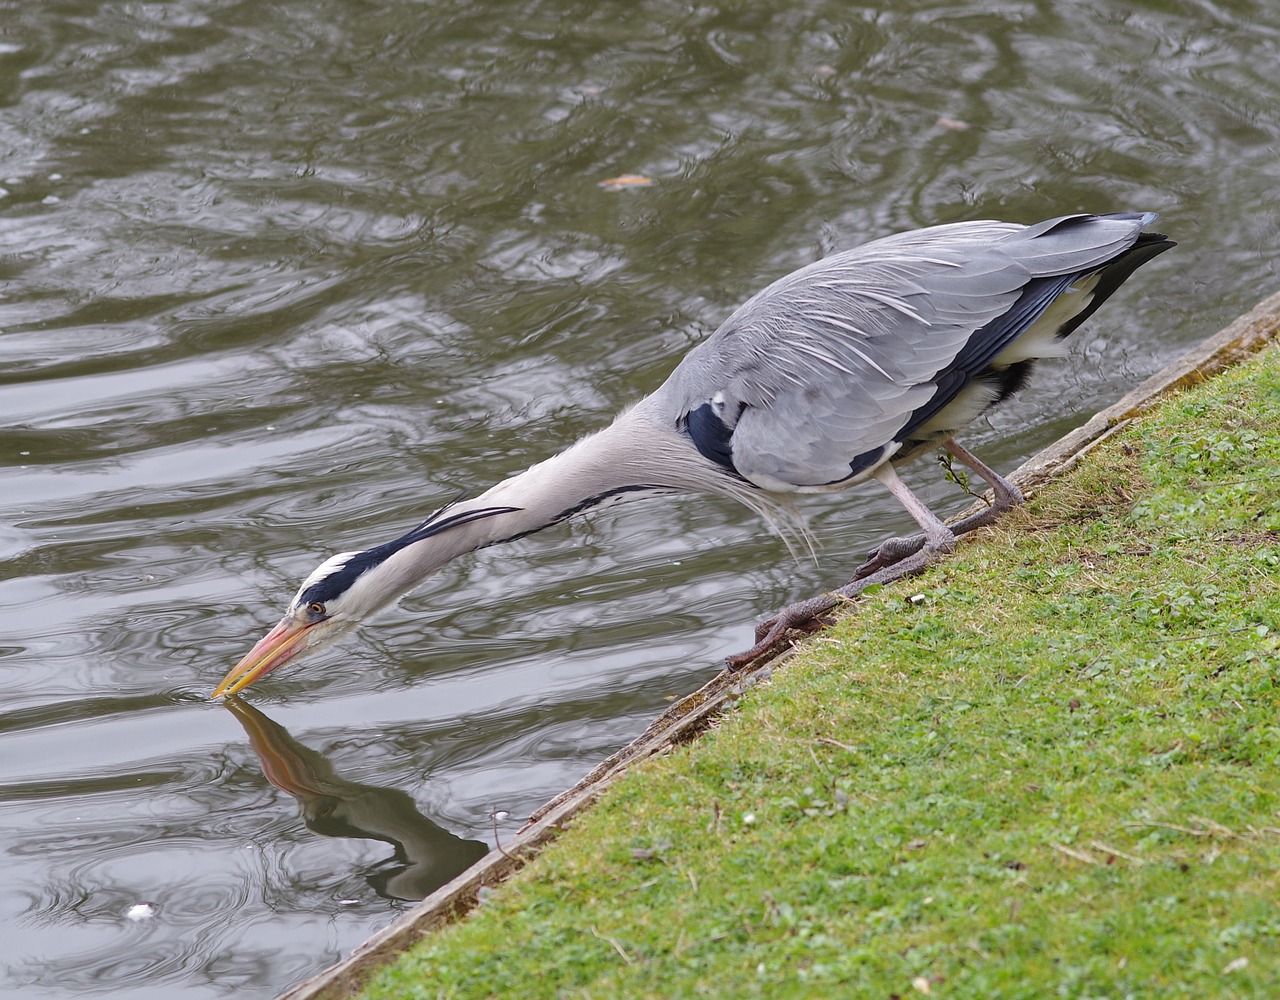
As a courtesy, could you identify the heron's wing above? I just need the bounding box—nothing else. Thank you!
[668,214,1153,490]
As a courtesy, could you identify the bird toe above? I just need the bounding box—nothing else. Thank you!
[853,533,931,580]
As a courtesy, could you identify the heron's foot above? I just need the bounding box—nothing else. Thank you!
[852,532,931,580]
[726,541,951,671]
[852,495,1026,581]
[725,594,838,671]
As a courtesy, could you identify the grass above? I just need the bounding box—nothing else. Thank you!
[360,344,1280,999]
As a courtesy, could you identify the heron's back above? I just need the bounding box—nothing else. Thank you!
[657,213,1173,494]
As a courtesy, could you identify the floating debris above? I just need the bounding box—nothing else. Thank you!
[598,174,654,191]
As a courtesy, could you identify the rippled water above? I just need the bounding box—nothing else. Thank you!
[1,0,1276,995]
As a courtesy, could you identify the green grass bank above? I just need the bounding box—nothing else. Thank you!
[362,344,1280,999]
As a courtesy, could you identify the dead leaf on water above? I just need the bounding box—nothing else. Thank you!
[599,174,654,191]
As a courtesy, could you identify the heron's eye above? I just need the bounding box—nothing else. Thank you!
[307,602,326,617]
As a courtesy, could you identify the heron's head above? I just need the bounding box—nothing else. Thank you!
[211,502,523,699]
[212,547,397,699]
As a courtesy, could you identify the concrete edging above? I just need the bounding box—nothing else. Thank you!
[278,289,1280,1000]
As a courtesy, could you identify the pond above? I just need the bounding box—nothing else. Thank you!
[1,0,1276,995]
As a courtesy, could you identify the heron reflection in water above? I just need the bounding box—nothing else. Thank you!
[224,698,488,901]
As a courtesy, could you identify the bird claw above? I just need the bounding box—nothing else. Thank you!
[749,612,826,645]
[852,533,929,580]
[726,600,838,670]
[729,532,957,671]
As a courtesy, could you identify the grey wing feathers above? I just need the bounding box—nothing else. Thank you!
[1009,212,1156,272]
[667,213,1158,491]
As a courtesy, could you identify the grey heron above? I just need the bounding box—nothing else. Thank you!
[214,212,1172,698]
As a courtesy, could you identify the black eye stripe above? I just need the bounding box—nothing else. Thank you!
[297,503,523,606]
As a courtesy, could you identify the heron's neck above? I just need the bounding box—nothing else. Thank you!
[475,419,645,529]
[340,400,798,619]
[369,403,717,599]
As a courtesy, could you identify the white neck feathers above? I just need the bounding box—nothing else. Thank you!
[328,401,801,622]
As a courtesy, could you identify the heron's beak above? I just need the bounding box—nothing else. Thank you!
[213,616,317,698]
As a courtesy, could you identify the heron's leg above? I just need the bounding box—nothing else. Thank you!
[851,439,1023,579]
[870,461,956,552]
[938,437,1024,532]
[727,465,952,670]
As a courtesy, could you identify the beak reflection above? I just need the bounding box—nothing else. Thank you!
[223,697,489,901]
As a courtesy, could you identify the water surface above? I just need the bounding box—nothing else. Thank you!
[1,1,1276,995]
